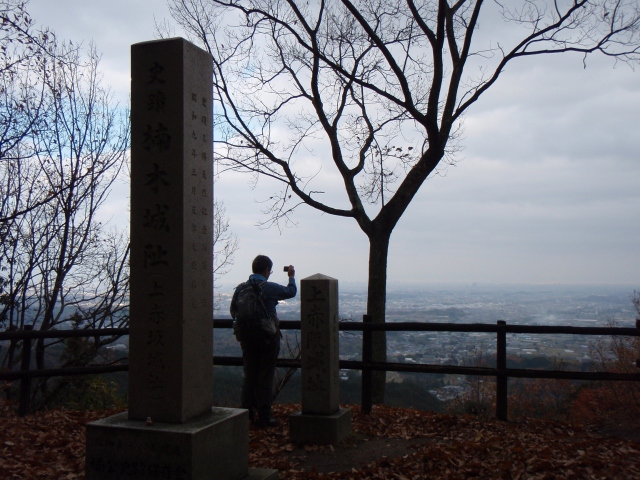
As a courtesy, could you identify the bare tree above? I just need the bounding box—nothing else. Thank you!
[0,0,77,369]
[0,1,79,229]
[34,44,128,394]
[167,0,640,402]
[0,20,130,407]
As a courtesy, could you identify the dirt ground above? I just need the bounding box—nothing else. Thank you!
[246,404,640,478]
[280,432,434,473]
[2,401,640,479]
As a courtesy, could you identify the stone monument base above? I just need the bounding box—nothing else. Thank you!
[86,407,275,480]
[245,469,279,479]
[289,407,352,445]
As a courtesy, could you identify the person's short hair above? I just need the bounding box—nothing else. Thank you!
[252,255,273,274]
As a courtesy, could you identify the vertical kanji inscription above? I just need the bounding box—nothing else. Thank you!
[300,274,341,416]
[130,38,213,424]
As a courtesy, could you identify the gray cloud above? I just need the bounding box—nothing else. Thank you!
[25,1,640,289]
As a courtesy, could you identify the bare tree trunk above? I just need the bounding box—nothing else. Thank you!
[366,229,390,404]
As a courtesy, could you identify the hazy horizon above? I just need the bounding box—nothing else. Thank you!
[217,280,639,294]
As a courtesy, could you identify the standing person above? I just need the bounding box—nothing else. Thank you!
[230,255,297,428]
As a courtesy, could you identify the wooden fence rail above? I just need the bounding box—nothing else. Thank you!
[1,318,639,419]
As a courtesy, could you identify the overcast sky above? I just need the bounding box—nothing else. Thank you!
[26,0,640,290]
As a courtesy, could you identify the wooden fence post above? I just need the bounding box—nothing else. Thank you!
[496,320,508,421]
[361,315,373,414]
[636,317,639,369]
[18,325,33,417]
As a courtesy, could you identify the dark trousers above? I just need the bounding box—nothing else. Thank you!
[240,335,280,421]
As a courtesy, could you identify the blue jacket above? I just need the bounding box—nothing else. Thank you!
[235,273,297,319]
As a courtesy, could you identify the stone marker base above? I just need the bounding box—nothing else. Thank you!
[289,407,351,445]
[246,469,279,479]
[86,407,251,480]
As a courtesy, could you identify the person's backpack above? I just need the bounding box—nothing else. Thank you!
[231,281,277,341]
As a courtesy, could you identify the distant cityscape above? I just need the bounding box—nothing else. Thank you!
[214,282,638,364]
[96,284,640,404]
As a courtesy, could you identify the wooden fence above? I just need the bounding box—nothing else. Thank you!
[2,318,639,420]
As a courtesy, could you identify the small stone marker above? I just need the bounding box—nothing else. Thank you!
[85,38,277,480]
[300,274,340,414]
[289,274,351,444]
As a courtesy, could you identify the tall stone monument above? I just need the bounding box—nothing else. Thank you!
[289,274,351,444]
[85,38,276,480]
[127,34,214,427]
